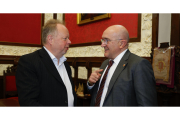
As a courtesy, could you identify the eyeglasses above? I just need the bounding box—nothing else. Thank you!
[101,38,123,44]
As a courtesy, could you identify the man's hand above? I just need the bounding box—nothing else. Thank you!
[88,69,103,86]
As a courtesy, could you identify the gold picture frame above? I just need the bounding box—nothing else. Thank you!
[77,13,111,25]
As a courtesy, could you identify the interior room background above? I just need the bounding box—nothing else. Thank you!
[0,13,171,79]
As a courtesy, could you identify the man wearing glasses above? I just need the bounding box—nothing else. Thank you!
[87,25,157,106]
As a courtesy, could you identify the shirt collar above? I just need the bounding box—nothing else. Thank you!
[43,46,67,63]
[110,49,128,65]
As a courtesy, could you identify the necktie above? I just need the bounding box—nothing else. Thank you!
[95,60,114,106]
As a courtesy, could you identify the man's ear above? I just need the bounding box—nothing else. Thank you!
[119,40,127,48]
[47,35,53,45]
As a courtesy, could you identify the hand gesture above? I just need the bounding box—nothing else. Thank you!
[88,69,103,86]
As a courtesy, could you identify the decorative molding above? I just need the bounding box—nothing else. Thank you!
[129,13,152,57]
[65,45,104,57]
[0,45,41,56]
[44,13,53,24]
[57,13,63,22]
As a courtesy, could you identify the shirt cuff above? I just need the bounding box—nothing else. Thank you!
[87,82,95,90]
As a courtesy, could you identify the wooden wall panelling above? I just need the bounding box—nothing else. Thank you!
[0,55,20,64]
[0,76,3,99]
[152,14,159,49]
[171,14,180,46]
[174,47,180,90]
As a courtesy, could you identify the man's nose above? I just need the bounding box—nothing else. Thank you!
[67,39,71,44]
[101,43,106,47]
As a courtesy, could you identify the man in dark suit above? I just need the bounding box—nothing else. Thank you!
[88,25,157,106]
[16,19,77,106]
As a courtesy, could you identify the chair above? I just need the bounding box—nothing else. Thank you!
[151,42,180,106]
[3,66,18,101]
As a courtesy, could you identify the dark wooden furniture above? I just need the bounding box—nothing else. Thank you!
[67,57,107,106]
[0,99,19,106]
[0,56,20,99]
[0,56,20,106]
[151,42,180,106]
[2,54,180,106]
[3,66,18,99]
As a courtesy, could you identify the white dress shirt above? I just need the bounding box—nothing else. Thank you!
[44,46,74,106]
[88,49,127,106]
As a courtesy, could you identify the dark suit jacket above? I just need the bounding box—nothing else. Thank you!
[89,50,157,106]
[16,47,77,106]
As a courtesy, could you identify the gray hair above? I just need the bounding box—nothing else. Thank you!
[42,19,64,45]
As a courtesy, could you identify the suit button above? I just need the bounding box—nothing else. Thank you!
[65,101,67,103]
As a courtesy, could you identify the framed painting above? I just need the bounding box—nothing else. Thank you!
[77,13,111,25]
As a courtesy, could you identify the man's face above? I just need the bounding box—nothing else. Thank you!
[52,24,71,57]
[101,28,121,60]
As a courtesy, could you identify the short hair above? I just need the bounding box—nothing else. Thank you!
[42,19,64,45]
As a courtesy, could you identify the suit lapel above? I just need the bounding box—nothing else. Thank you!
[39,48,64,85]
[97,59,109,90]
[64,61,73,85]
[99,60,109,80]
[104,50,131,101]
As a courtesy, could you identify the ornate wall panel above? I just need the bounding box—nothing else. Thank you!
[65,45,104,57]
[128,13,152,57]
[0,45,40,56]
[57,13,63,22]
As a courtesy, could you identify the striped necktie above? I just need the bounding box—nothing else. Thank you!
[95,60,114,106]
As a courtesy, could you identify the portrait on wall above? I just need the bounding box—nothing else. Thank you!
[77,13,111,25]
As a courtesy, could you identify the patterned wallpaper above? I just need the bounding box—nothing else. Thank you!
[0,13,152,77]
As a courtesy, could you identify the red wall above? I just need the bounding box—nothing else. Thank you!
[0,14,41,45]
[65,13,138,45]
